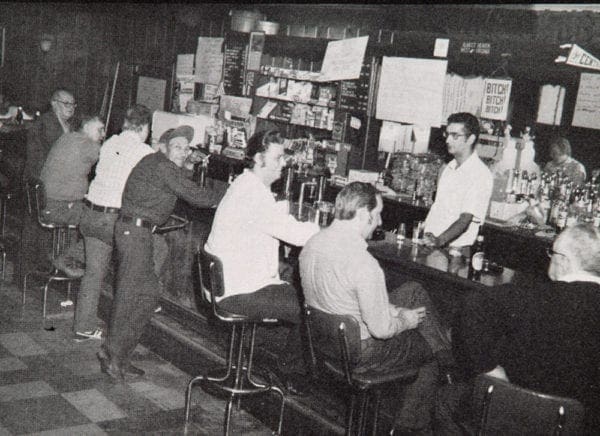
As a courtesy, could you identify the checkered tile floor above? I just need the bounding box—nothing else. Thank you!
[0,263,271,435]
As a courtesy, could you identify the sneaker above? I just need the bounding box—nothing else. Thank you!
[74,329,103,342]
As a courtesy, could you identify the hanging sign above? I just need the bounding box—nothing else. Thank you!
[565,44,600,71]
[480,78,512,120]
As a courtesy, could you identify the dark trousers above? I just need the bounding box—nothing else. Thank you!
[358,281,451,431]
[103,219,164,364]
[219,283,305,372]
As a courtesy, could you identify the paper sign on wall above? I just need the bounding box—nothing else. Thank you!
[195,37,224,85]
[480,78,512,120]
[537,84,565,126]
[319,36,369,82]
[565,44,600,71]
[376,57,447,127]
[176,54,195,78]
[572,72,600,129]
[136,76,166,113]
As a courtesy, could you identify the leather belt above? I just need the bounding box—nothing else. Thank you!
[84,198,120,214]
[119,215,156,232]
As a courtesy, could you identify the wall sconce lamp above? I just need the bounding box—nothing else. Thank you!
[40,33,54,53]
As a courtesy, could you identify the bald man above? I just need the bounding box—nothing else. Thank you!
[436,224,600,434]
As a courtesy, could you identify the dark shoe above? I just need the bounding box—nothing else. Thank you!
[123,362,145,378]
[97,349,124,381]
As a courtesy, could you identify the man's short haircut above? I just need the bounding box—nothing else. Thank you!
[75,114,101,131]
[447,112,480,145]
[549,136,572,157]
[51,88,73,102]
[122,105,152,132]
[245,130,284,168]
[562,224,600,276]
[335,182,379,221]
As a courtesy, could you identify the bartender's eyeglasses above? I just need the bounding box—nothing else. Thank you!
[54,100,77,108]
[443,131,467,140]
[546,247,567,258]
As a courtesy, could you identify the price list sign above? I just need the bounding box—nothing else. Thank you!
[223,33,247,96]
[339,60,372,114]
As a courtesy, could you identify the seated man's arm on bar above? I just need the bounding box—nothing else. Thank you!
[256,201,319,247]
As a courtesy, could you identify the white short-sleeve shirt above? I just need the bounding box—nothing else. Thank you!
[424,152,493,247]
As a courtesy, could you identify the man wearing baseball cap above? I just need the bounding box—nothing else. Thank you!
[97,124,222,381]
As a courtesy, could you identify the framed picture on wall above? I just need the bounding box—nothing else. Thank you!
[1,27,5,68]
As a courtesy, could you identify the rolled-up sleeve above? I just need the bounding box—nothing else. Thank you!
[255,200,320,247]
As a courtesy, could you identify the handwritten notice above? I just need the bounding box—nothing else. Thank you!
[195,37,224,85]
[480,78,512,120]
[136,76,166,112]
[537,84,565,126]
[376,57,448,127]
[319,36,368,82]
[573,72,600,129]
[442,74,485,121]
[176,54,195,78]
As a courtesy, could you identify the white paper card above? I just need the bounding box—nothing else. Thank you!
[572,72,600,129]
[537,84,565,126]
[376,57,448,127]
[434,38,450,58]
[319,36,369,82]
[176,54,195,78]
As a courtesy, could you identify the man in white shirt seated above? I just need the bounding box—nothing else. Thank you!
[205,130,319,392]
[423,112,493,249]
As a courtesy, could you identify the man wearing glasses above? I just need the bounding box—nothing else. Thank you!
[422,112,493,250]
[436,223,600,433]
[24,88,76,181]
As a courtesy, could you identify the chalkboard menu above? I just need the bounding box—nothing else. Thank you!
[338,59,372,114]
[223,32,248,96]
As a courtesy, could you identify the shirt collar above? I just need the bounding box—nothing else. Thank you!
[448,151,479,171]
[558,272,600,286]
[328,220,368,251]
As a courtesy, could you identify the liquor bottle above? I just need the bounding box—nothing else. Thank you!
[15,107,23,125]
[468,233,485,280]
[556,201,568,233]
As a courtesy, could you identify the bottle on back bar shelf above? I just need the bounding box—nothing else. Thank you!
[15,106,23,125]
[556,201,568,233]
[468,233,485,281]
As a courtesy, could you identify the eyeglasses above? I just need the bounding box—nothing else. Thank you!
[546,247,567,258]
[443,131,467,140]
[54,100,77,108]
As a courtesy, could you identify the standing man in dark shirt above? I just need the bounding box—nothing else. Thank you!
[97,126,222,380]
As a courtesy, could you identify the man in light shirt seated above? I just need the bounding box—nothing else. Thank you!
[205,130,319,392]
[299,182,452,434]
[436,224,600,434]
[423,112,493,249]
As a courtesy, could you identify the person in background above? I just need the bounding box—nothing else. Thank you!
[97,125,221,381]
[40,115,105,226]
[73,105,155,342]
[24,88,76,182]
[300,182,452,434]
[544,136,587,186]
[436,223,600,434]
[205,130,319,394]
[422,112,493,250]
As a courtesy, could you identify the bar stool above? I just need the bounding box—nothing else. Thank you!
[304,304,419,436]
[22,180,81,320]
[184,248,286,435]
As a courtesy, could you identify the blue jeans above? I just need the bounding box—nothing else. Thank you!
[73,206,117,333]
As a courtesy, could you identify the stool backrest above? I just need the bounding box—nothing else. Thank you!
[25,179,50,228]
[197,247,228,319]
[304,305,361,386]
[473,374,585,436]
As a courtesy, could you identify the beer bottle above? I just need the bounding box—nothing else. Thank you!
[468,234,485,280]
[15,107,23,125]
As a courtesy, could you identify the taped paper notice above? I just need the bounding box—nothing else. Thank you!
[320,36,369,82]
[573,72,600,129]
[176,54,195,78]
[350,116,361,130]
[376,57,447,127]
[480,78,512,120]
[195,37,224,85]
[537,84,565,126]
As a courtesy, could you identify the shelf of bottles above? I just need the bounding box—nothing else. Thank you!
[386,152,444,206]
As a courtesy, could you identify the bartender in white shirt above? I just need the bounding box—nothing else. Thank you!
[422,112,493,249]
